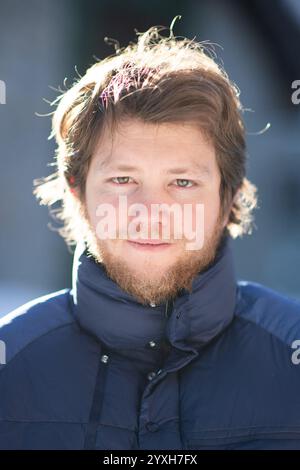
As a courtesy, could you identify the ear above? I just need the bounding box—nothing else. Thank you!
[69,175,78,198]
[70,187,78,197]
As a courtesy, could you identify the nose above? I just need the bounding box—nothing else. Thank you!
[127,186,174,241]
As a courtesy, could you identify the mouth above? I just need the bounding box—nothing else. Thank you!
[126,240,173,251]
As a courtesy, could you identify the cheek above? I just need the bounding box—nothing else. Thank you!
[193,190,220,236]
[85,187,124,236]
[204,194,221,231]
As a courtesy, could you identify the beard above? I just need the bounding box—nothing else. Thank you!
[82,208,227,306]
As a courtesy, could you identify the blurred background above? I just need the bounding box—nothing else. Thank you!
[0,0,299,316]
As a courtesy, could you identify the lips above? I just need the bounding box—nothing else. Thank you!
[126,239,173,250]
[127,239,170,245]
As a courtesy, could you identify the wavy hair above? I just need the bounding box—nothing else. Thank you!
[33,20,258,248]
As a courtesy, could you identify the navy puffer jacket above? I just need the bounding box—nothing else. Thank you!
[1,235,300,450]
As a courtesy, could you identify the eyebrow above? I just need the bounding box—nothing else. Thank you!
[167,165,211,177]
[96,160,211,177]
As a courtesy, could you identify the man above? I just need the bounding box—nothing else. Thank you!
[1,23,300,450]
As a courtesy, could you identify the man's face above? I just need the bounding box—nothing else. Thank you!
[84,118,229,305]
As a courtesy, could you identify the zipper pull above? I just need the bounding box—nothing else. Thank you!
[164,298,174,319]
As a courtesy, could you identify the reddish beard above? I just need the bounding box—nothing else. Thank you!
[83,212,226,306]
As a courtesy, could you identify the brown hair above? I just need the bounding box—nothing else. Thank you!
[33,21,258,248]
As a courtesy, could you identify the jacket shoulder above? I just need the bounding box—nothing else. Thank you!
[0,289,75,369]
[235,280,300,346]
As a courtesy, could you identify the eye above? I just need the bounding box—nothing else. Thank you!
[110,176,133,184]
[174,179,195,188]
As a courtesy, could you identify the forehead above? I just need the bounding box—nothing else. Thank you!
[92,119,217,170]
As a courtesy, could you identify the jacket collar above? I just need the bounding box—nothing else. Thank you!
[70,234,237,354]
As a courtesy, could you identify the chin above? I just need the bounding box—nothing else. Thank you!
[128,260,170,274]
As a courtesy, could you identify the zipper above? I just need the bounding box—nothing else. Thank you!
[84,345,110,449]
[164,298,174,320]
